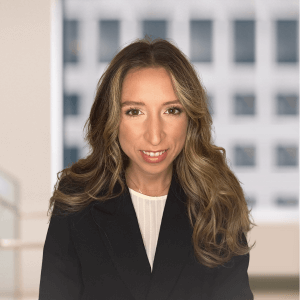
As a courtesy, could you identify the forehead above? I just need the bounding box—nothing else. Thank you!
[122,67,174,91]
[124,67,170,80]
[121,68,177,104]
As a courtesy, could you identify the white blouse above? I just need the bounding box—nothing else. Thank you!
[128,187,167,272]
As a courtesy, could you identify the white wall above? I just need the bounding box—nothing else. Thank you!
[0,0,51,298]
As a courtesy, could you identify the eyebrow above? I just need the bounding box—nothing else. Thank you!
[121,100,181,107]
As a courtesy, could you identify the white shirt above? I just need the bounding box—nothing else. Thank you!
[128,187,167,272]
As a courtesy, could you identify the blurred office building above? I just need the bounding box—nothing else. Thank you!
[62,0,299,224]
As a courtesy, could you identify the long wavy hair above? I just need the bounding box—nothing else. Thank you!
[49,37,256,268]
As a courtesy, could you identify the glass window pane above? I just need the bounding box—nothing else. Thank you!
[0,171,17,206]
[64,146,79,168]
[0,250,15,295]
[276,94,299,115]
[246,196,256,209]
[276,145,298,167]
[64,94,79,116]
[99,20,120,62]
[234,20,255,63]
[143,20,167,40]
[0,205,17,239]
[234,146,256,166]
[63,20,79,64]
[275,196,298,207]
[276,20,298,63]
[190,20,213,62]
[234,94,255,115]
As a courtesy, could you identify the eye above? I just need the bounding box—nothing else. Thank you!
[125,106,183,118]
[165,106,182,115]
[125,108,142,117]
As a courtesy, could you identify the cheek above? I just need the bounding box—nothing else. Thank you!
[119,121,139,142]
[173,119,188,138]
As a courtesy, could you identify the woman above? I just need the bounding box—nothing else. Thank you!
[39,37,256,300]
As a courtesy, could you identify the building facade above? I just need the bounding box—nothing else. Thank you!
[62,0,299,223]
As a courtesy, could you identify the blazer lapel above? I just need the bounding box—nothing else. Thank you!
[145,174,193,300]
[90,172,193,300]
[91,182,151,300]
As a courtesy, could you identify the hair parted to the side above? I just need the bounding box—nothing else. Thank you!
[49,36,256,268]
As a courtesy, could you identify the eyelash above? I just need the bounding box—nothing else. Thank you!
[125,106,183,118]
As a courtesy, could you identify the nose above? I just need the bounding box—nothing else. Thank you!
[144,114,165,144]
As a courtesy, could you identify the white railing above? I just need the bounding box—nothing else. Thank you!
[0,239,44,250]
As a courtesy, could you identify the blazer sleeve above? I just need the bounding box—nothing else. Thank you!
[38,210,84,300]
[210,252,253,300]
[211,233,254,300]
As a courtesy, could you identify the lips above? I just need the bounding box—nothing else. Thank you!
[142,149,167,153]
[140,148,168,163]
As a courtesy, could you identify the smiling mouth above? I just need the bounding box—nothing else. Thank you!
[141,149,167,157]
[141,149,168,153]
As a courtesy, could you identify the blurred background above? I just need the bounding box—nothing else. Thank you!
[0,0,299,299]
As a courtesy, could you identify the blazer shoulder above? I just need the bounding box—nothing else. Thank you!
[44,208,75,259]
[39,205,84,299]
[211,252,253,300]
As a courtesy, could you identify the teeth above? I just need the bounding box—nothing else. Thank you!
[142,150,166,157]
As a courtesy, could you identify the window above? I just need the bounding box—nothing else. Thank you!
[276,20,298,63]
[234,94,255,115]
[64,146,79,168]
[234,145,256,166]
[190,20,213,62]
[246,196,256,209]
[276,145,298,167]
[143,20,167,40]
[275,196,298,207]
[0,248,14,294]
[99,20,120,62]
[63,19,79,64]
[64,94,79,116]
[234,20,255,63]
[276,94,299,115]
[0,170,19,294]
[0,204,17,239]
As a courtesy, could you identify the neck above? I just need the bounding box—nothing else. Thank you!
[125,166,172,196]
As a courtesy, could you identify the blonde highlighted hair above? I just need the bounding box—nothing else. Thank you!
[49,37,256,268]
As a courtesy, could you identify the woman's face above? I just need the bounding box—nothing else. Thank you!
[118,67,188,176]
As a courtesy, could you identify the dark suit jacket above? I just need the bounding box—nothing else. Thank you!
[38,172,254,300]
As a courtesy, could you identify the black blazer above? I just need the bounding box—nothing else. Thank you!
[38,172,254,300]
